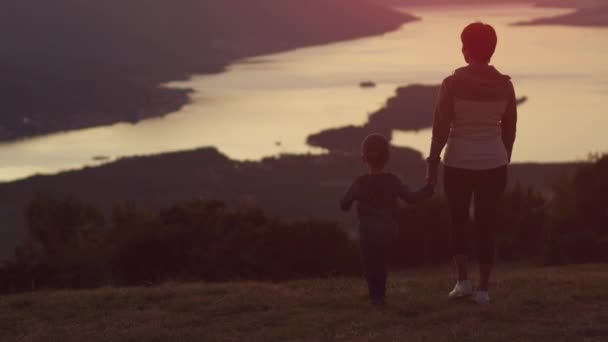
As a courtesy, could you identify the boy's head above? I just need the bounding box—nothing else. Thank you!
[461,22,497,64]
[361,134,389,170]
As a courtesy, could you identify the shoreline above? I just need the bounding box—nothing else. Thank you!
[375,0,608,26]
[513,6,608,26]
[516,0,608,26]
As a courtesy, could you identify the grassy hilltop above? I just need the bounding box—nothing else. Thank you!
[1,264,607,341]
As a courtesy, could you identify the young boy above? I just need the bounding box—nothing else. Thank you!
[341,134,434,305]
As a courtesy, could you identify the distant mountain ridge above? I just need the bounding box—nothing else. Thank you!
[0,0,416,141]
[2,0,414,78]
[515,4,608,26]
[372,0,608,26]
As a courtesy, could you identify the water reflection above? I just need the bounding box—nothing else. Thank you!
[1,5,607,182]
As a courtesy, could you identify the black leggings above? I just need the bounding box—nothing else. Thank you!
[359,230,392,300]
[444,165,508,264]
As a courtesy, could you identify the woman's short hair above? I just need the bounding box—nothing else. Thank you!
[461,22,497,63]
[361,134,390,167]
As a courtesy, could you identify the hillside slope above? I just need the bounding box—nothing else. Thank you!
[0,147,581,260]
[0,264,606,341]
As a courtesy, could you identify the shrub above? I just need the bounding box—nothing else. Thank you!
[543,155,608,264]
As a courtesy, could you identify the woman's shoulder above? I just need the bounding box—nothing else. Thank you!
[440,71,460,90]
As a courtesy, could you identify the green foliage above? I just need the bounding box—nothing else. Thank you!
[2,156,606,293]
[392,187,547,266]
[24,193,104,255]
[14,194,106,289]
[543,155,608,264]
[6,198,358,291]
[393,197,451,266]
[106,201,359,284]
[496,183,547,260]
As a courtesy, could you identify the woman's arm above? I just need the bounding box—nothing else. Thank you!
[399,183,434,204]
[502,82,518,162]
[427,77,454,184]
[340,180,359,211]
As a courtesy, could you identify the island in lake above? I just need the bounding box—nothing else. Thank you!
[514,6,608,26]
[307,84,527,153]
[373,0,608,26]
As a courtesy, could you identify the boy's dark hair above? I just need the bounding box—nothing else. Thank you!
[461,22,497,63]
[362,134,389,168]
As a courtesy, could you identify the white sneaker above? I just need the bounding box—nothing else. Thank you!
[472,291,490,305]
[448,280,473,299]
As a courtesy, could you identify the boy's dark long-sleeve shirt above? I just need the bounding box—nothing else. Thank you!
[341,173,433,233]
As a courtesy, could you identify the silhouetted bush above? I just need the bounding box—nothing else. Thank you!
[496,184,547,261]
[14,194,106,289]
[392,197,451,266]
[543,155,608,264]
[4,197,359,291]
[391,186,546,266]
[107,200,359,284]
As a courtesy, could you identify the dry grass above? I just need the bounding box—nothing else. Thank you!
[1,264,607,341]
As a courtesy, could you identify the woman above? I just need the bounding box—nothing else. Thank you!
[426,22,518,305]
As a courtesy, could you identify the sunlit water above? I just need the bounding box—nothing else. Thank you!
[1,5,607,182]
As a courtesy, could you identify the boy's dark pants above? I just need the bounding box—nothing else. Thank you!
[359,228,393,301]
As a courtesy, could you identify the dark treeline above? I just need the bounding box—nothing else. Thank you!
[1,155,605,293]
[0,146,580,261]
[1,199,359,292]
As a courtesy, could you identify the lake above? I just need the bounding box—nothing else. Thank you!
[1,5,607,182]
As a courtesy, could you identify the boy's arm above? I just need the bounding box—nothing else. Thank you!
[399,183,434,204]
[340,180,359,211]
[502,82,518,162]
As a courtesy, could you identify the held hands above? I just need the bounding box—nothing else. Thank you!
[426,167,438,186]
[425,161,439,189]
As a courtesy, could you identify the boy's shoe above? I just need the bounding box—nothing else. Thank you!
[472,291,490,305]
[448,280,473,299]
